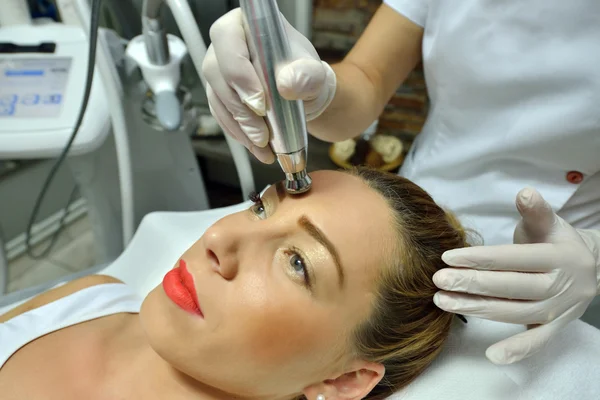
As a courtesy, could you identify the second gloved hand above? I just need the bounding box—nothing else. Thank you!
[432,188,600,365]
[201,8,337,163]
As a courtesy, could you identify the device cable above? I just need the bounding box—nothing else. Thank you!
[25,0,102,260]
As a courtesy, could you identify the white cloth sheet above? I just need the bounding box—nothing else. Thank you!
[2,201,599,399]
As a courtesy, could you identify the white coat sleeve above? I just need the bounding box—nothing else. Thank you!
[383,0,429,27]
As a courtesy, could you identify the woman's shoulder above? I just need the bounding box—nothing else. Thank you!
[0,275,124,323]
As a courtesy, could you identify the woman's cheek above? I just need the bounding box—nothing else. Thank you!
[234,294,328,366]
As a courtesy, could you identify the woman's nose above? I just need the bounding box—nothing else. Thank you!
[202,222,240,280]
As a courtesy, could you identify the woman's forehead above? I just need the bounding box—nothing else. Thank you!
[275,170,396,280]
[294,170,386,210]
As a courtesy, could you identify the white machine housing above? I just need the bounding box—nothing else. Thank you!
[0,23,110,158]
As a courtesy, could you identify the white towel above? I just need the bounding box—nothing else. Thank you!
[392,317,600,400]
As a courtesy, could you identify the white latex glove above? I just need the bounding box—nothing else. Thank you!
[201,8,337,163]
[432,187,600,365]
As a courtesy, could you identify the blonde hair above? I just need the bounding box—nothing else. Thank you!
[347,167,474,399]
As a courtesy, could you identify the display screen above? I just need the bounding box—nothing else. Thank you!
[0,57,72,118]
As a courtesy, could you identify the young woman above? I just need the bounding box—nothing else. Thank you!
[1,168,469,400]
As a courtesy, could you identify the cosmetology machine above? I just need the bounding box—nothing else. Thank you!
[0,0,314,294]
[0,0,242,294]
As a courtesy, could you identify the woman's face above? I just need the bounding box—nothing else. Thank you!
[140,170,395,398]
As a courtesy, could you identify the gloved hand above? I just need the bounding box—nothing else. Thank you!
[433,187,600,365]
[201,8,337,163]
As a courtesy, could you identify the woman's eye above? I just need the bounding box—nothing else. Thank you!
[248,191,268,219]
[251,202,267,219]
[286,249,311,288]
[290,253,305,275]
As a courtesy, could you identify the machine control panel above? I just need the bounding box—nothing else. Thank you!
[0,57,72,119]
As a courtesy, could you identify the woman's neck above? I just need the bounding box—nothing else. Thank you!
[99,314,280,400]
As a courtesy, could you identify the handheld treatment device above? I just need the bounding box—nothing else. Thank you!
[240,0,312,194]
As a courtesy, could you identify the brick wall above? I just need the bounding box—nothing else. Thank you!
[311,0,428,145]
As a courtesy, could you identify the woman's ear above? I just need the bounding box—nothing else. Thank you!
[303,361,384,400]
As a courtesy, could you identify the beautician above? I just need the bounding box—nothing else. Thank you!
[201,1,600,365]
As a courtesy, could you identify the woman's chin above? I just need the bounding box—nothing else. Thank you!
[139,289,194,362]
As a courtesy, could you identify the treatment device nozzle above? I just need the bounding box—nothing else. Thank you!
[285,171,312,194]
[240,0,312,195]
[277,150,313,194]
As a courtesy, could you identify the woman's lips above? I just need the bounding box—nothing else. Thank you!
[162,259,204,317]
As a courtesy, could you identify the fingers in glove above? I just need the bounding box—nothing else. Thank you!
[206,84,245,143]
[207,86,275,164]
[203,47,270,148]
[208,9,268,118]
[513,220,534,244]
[485,311,573,365]
[276,59,327,101]
[442,243,560,273]
[278,60,336,121]
[433,268,558,300]
[515,187,557,241]
[433,291,570,325]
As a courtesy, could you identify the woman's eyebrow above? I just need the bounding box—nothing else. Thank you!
[298,215,345,289]
[274,180,345,288]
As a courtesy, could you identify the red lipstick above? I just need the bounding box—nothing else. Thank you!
[162,259,203,317]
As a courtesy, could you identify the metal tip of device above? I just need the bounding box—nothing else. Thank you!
[285,170,312,194]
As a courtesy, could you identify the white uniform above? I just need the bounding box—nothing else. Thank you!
[385,0,600,246]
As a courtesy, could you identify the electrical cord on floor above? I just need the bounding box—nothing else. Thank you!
[25,0,103,260]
